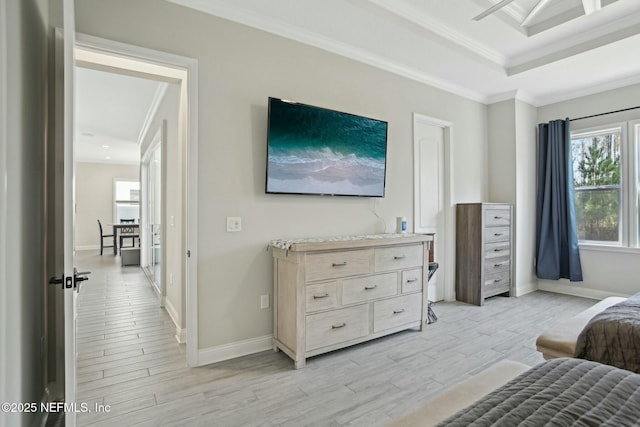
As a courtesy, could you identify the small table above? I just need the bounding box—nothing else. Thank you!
[110,223,140,255]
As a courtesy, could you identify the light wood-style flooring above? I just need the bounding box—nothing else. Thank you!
[75,250,596,427]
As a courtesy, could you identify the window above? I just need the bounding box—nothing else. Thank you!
[571,121,640,248]
[113,179,140,223]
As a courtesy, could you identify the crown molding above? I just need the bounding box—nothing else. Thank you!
[534,72,640,107]
[370,0,507,66]
[167,0,488,103]
[508,8,640,70]
[486,89,537,106]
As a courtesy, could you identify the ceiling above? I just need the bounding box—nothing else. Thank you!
[75,67,163,165]
[75,0,640,164]
[167,0,640,106]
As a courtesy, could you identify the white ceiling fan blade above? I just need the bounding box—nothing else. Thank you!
[521,0,554,26]
[582,0,602,15]
[472,0,518,21]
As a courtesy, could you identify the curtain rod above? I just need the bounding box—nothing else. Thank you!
[571,105,640,122]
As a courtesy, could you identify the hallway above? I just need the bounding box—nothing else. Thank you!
[74,250,186,426]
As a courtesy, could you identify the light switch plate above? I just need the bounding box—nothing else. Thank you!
[227,216,242,232]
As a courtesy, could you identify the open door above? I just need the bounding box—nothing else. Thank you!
[45,1,86,426]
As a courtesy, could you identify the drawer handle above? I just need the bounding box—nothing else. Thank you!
[393,309,405,314]
[313,293,330,299]
[494,279,502,283]
[332,323,346,329]
[494,216,504,219]
[364,285,378,290]
[406,278,418,283]
[494,233,503,236]
[493,262,507,268]
[394,255,406,260]
[493,248,505,252]
[332,262,347,267]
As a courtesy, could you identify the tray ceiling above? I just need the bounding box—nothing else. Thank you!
[168,0,640,105]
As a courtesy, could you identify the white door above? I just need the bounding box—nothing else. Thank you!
[48,1,80,425]
[413,114,447,302]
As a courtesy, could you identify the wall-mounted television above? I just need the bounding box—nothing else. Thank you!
[265,97,388,197]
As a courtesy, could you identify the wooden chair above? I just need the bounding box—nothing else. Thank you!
[119,219,139,254]
[97,219,114,256]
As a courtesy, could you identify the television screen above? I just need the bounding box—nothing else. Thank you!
[266,97,388,197]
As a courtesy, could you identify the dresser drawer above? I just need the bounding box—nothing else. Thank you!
[374,245,423,272]
[401,268,423,294]
[484,270,510,296]
[373,294,422,333]
[306,282,337,313]
[484,241,510,259]
[484,257,510,276]
[484,207,511,227]
[484,226,510,243]
[342,272,397,305]
[305,305,370,351]
[305,249,371,282]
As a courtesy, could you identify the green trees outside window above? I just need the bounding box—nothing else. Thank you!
[571,130,621,242]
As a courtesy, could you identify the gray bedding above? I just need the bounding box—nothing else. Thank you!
[436,358,640,426]
[575,292,640,373]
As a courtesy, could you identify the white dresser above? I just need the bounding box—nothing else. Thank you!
[270,234,433,368]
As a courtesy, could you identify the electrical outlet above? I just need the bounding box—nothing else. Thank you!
[260,294,269,309]
[226,216,242,232]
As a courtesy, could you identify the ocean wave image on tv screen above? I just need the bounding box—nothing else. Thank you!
[267,100,387,196]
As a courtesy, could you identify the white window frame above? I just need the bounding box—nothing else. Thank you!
[571,120,639,249]
[113,178,140,223]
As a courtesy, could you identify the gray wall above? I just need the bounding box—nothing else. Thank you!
[75,0,489,350]
[487,98,538,296]
[538,84,640,298]
[75,162,140,249]
[514,100,538,295]
[0,0,48,426]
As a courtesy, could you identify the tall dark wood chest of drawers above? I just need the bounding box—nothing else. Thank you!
[455,203,512,306]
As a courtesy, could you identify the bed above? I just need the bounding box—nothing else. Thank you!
[433,358,640,426]
[535,296,626,359]
[388,358,637,427]
[575,292,640,373]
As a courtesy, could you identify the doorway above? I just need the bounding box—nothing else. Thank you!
[413,113,454,302]
[73,34,199,368]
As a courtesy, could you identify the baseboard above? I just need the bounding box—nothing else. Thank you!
[513,281,538,297]
[75,245,99,251]
[176,327,187,344]
[163,298,185,343]
[197,334,273,367]
[538,280,630,300]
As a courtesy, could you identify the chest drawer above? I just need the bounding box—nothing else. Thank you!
[484,241,510,259]
[373,293,422,333]
[484,208,511,227]
[342,272,397,305]
[306,282,337,313]
[401,268,423,294]
[305,249,371,282]
[484,270,510,294]
[484,257,510,275]
[484,226,510,243]
[305,304,370,351]
[374,245,423,272]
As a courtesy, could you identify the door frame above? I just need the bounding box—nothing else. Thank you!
[140,125,166,299]
[74,33,199,366]
[0,0,8,407]
[413,113,455,302]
